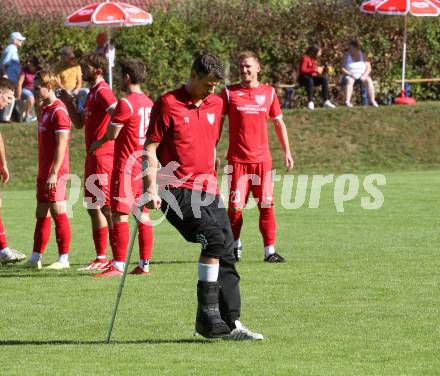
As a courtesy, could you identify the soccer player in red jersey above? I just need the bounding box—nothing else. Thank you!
[221,51,294,263]
[60,53,117,271]
[24,71,71,269]
[0,78,26,265]
[91,59,154,277]
[143,54,263,340]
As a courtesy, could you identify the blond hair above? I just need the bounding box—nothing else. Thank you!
[37,70,60,89]
[237,51,261,66]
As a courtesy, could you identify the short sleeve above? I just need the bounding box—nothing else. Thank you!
[220,87,229,116]
[146,96,171,143]
[269,88,282,120]
[53,107,71,132]
[96,86,117,112]
[110,98,132,128]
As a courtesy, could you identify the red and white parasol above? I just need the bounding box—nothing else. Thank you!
[361,0,440,104]
[65,1,153,87]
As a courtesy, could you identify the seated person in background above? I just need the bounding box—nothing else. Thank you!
[341,40,378,108]
[54,46,87,111]
[16,56,39,122]
[298,44,336,110]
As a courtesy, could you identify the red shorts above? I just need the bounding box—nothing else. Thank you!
[110,169,146,215]
[228,160,274,209]
[36,176,68,203]
[84,152,113,208]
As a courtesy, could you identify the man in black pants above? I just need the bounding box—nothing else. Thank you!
[143,54,263,340]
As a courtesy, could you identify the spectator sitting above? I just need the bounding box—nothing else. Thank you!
[0,32,25,122]
[341,40,378,108]
[16,56,39,122]
[54,46,88,111]
[298,44,336,110]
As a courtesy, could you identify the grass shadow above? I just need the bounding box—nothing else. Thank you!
[0,338,215,346]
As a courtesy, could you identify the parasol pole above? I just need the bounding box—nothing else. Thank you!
[107,28,112,88]
[401,14,408,95]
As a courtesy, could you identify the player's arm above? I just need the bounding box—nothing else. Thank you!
[273,117,294,171]
[142,139,161,210]
[89,122,121,154]
[0,133,10,184]
[59,90,84,129]
[47,131,69,189]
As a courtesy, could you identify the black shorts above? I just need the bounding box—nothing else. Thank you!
[161,188,235,263]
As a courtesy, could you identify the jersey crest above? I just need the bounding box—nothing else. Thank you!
[207,113,215,125]
[255,95,266,106]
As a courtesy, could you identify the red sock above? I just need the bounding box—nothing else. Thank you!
[33,217,51,254]
[113,222,129,262]
[93,226,108,258]
[259,207,276,246]
[0,217,8,249]
[138,222,153,261]
[109,227,116,258]
[228,207,243,241]
[54,213,71,255]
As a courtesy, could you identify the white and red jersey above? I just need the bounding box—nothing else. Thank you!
[221,83,283,163]
[37,99,71,179]
[110,91,154,173]
[83,80,117,154]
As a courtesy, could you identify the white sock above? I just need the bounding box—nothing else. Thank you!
[58,254,69,264]
[139,259,150,272]
[114,261,124,271]
[97,255,107,260]
[264,245,275,258]
[234,239,242,249]
[30,252,41,263]
[198,262,219,282]
[0,247,10,255]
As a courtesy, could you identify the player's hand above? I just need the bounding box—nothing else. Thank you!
[46,172,57,190]
[285,153,294,171]
[89,140,102,155]
[145,191,162,210]
[0,165,10,185]
[57,89,74,104]
[215,158,221,171]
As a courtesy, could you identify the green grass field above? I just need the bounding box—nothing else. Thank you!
[1,169,439,375]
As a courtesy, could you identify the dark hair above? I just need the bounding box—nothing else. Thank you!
[348,40,361,50]
[25,55,40,68]
[0,77,14,91]
[120,59,146,84]
[83,53,108,74]
[191,53,224,80]
[305,44,321,58]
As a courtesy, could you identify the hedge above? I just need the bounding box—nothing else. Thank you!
[1,0,440,102]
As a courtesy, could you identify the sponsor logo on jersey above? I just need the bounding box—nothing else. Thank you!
[184,116,190,124]
[255,95,266,106]
[207,113,215,125]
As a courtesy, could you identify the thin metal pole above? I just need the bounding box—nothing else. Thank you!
[107,28,112,88]
[401,14,408,94]
[106,221,138,343]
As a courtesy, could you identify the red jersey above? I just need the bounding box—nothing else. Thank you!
[37,99,71,179]
[221,83,282,163]
[299,55,318,76]
[111,92,154,173]
[83,80,117,154]
[147,86,222,194]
